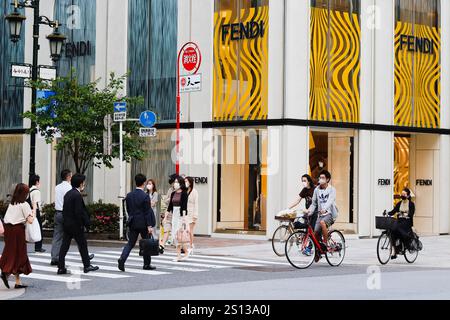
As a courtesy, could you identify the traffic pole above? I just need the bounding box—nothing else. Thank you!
[119,121,124,239]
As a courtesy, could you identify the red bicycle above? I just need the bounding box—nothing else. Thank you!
[285,216,346,269]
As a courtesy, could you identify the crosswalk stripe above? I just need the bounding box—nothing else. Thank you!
[103,250,290,266]
[22,273,88,283]
[29,255,170,275]
[94,252,228,269]
[30,264,131,279]
[116,252,264,267]
[66,255,208,273]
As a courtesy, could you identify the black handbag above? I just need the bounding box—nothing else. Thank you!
[139,234,159,257]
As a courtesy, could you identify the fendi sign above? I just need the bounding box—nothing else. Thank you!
[221,21,265,41]
[399,35,435,54]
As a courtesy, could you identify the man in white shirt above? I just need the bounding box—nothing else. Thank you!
[51,170,73,265]
[29,174,45,253]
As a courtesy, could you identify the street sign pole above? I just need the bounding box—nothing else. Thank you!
[119,121,124,240]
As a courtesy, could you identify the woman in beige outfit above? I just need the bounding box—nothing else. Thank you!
[185,177,198,255]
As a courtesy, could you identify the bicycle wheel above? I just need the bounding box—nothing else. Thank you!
[404,242,419,264]
[325,230,346,267]
[271,225,291,257]
[377,232,392,265]
[285,231,315,269]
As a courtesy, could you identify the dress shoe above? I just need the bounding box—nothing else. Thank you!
[158,245,165,254]
[143,265,156,271]
[118,259,125,272]
[57,268,70,275]
[14,284,28,289]
[84,265,99,273]
[35,248,46,253]
[50,260,59,266]
[1,272,10,289]
[89,254,95,260]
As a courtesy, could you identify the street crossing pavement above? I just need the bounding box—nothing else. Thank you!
[23,250,289,285]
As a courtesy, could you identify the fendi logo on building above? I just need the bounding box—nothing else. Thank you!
[221,21,265,42]
[399,35,435,54]
[416,179,432,186]
[64,41,93,58]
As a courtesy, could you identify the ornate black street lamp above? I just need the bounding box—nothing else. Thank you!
[5,0,66,176]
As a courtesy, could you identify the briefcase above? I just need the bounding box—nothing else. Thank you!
[139,235,159,257]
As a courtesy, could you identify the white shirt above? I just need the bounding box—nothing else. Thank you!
[29,186,42,211]
[4,203,32,225]
[55,181,72,211]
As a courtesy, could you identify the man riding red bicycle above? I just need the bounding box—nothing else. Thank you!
[304,170,339,262]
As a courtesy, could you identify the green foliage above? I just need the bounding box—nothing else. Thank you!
[41,201,120,234]
[23,70,148,174]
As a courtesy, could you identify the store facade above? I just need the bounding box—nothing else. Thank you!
[0,0,449,239]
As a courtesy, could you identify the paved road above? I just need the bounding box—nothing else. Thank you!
[0,236,449,300]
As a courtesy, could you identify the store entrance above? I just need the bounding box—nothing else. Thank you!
[394,134,438,234]
[215,129,267,235]
[309,130,357,234]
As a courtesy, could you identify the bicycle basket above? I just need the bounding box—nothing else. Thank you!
[375,216,398,230]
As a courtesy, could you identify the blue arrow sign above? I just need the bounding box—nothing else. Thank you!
[140,111,157,128]
[114,102,127,113]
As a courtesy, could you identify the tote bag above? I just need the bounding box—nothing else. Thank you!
[25,214,42,243]
[176,219,191,244]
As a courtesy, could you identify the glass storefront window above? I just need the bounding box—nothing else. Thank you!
[0,3,25,129]
[213,0,269,121]
[394,0,441,128]
[0,136,23,201]
[309,0,361,123]
[128,0,177,122]
[215,128,267,234]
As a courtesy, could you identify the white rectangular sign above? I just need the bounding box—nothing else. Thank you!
[11,64,32,78]
[180,74,202,93]
[39,66,57,81]
[114,112,127,122]
[140,128,157,137]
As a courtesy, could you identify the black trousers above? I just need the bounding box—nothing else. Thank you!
[58,229,91,269]
[34,209,43,251]
[393,219,413,251]
[120,229,151,266]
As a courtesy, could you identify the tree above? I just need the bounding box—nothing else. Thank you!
[23,71,146,174]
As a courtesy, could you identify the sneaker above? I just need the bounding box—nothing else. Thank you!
[35,248,46,253]
[302,247,312,256]
[314,252,322,263]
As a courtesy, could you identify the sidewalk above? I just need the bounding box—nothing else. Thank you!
[193,235,450,269]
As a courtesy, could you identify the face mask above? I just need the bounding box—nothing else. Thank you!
[302,181,308,188]
[401,196,408,201]
[173,183,180,190]
[319,162,324,168]
[185,182,190,189]
[319,178,327,185]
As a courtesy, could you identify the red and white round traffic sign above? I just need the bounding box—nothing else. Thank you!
[179,42,202,74]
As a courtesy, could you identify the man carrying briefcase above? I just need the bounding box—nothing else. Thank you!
[118,174,156,272]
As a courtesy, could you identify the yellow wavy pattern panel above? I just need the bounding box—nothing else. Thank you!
[310,8,360,123]
[213,6,269,121]
[394,22,440,128]
[394,137,410,202]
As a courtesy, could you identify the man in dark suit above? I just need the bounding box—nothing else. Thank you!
[57,174,99,274]
[118,174,156,272]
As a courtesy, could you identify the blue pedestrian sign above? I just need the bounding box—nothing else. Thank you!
[114,102,127,113]
[140,111,157,128]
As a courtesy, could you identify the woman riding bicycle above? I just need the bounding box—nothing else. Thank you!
[388,187,415,259]
[286,174,316,227]
[304,170,338,262]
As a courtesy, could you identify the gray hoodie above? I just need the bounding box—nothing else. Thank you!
[308,185,339,220]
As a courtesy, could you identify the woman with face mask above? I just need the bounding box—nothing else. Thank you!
[387,188,416,259]
[287,174,316,215]
[166,176,189,261]
[146,179,159,239]
[185,177,198,255]
[160,174,177,252]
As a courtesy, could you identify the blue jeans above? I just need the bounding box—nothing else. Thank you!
[120,229,151,266]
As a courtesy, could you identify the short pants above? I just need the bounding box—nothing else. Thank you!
[314,214,334,233]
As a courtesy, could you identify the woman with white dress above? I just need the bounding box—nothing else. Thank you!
[185,177,198,255]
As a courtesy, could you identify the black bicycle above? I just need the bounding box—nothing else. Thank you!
[376,211,423,265]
